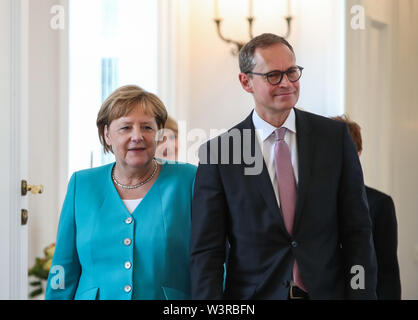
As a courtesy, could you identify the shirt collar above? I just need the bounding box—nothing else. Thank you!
[252,108,297,142]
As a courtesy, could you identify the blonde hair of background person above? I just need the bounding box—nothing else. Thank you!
[45,85,196,300]
[156,115,179,161]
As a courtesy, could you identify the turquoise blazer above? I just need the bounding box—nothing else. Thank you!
[45,161,196,300]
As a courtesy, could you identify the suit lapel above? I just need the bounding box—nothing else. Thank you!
[238,109,316,236]
[98,163,132,219]
[293,108,315,234]
[240,112,288,235]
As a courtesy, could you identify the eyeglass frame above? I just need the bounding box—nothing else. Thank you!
[246,65,304,86]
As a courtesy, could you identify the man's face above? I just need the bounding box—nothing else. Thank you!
[239,43,300,116]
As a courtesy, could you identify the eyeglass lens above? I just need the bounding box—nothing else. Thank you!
[268,67,302,85]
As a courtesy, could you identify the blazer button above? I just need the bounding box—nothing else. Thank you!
[124,285,132,293]
[124,238,132,246]
[291,241,298,248]
[125,217,133,224]
[124,261,132,269]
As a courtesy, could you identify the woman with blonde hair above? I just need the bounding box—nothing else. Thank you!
[45,85,196,300]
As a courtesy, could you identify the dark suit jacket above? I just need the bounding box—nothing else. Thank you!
[365,186,401,299]
[191,108,377,300]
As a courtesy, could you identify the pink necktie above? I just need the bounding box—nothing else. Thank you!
[274,127,306,292]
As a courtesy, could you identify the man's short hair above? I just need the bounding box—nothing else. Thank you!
[331,115,363,153]
[239,33,295,74]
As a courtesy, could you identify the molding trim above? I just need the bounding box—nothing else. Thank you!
[157,0,175,115]
[57,0,69,220]
[9,0,29,300]
[157,0,190,122]
[0,0,12,299]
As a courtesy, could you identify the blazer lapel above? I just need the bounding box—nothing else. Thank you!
[98,163,132,220]
[240,112,288,235]
[293,108,315,234]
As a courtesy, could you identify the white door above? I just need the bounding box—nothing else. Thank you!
[0,0,30,299]
[0,0,49,300]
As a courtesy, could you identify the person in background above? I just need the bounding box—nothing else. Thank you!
[332,115,401,300]
[45,85,196,300]
[156,115,178,161]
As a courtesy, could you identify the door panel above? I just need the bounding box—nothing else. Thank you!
[346,0,392,192]
[0,0,29,299]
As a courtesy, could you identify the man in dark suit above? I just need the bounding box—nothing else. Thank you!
[190,33,377,300]
[332,115,401,299]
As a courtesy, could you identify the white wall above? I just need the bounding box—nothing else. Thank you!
[391,0,418,300]
[346,0,418,299]
[27,0,64,276]
[292,0,345,116]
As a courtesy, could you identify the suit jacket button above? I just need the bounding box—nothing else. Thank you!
[125,217,133,224]
[124,285,132,293]
[124,238,132,246]
[291,241,298,248]
[124,261,132,269]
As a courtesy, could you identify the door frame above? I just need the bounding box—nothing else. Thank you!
[0,0,29,299]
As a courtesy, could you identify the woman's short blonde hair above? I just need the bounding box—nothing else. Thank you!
[164,116,178,134]
[97,85,168,153]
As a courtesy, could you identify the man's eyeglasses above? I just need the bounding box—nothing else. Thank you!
[246,66,304,86]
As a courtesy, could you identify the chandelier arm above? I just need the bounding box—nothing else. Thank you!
[247,17,255,39]
[214,19,244,51]
[283,16,293,39]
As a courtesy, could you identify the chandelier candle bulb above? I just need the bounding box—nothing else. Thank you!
[214,0,219,19]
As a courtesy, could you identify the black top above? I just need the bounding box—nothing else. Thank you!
[366,186,401,299]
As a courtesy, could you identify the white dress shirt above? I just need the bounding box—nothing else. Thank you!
[252,108,299,207]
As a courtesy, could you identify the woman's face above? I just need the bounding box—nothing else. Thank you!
[155,129,178,161]
[104,104,159,170]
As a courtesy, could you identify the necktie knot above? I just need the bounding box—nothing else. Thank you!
[274,127,287,141]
